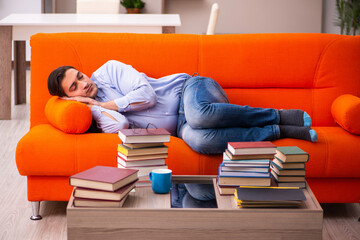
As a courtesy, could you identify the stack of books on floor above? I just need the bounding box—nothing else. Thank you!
[233,186,306,208]
[217,141,277,195]
[70,166,138,207]
[117,128,171,187]
[270,146,309,188]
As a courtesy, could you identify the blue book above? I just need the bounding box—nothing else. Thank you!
[218,167,271,187]
[220,164,270,173]
[218,167,270,178]
[223,153,271,166]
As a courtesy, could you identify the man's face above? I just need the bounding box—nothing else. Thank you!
[61,68,98,98]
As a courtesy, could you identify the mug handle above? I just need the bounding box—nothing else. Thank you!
[149,172,153,182]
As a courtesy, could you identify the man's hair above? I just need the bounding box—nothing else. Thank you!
[48,66,76,97]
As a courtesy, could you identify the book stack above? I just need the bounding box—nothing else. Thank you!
[117,128,171,187]
[233,186,306,208]
[70,166,138,207]
[270,146,309,188]
[217,141,277,195]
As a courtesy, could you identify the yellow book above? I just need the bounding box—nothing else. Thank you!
[117,144,168,156]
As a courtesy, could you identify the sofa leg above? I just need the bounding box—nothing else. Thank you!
[30,201,42,220]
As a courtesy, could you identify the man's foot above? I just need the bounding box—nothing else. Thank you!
[279,125,318,142]
[279,109,312,127]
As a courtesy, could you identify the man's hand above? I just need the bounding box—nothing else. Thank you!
[62,97,146,112]
[62,96,120,111]
[61,96,99,107]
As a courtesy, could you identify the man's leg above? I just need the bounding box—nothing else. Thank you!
[178,122,279,154]
[182,76,280,129]
[182,184,217,208]
[182,76,312,129]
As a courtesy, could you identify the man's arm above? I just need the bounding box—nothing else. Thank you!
[62,97,146,111]
[95,60,157,112]
[91,105,129,133]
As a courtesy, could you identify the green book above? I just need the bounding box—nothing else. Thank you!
[275,146,309,163]
[270,163,306,176]
[272,158,305,170]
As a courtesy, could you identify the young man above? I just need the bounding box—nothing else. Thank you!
[48,60,317,154]
[48,60,317,207]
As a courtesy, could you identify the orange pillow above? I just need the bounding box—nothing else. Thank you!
[331,94,360,135]
[45,96,92,133]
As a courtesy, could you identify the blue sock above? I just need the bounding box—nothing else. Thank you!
[279,126,318,142]
[303,112,312,127]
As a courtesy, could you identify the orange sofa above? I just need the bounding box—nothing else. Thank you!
[16,33,360,217]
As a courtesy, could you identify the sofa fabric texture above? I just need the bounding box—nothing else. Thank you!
[16,33,360,203]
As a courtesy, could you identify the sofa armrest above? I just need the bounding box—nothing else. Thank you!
[331,94,360,135]
[45,96,92,133]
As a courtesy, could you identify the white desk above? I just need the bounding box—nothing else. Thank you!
[0,13,181,119]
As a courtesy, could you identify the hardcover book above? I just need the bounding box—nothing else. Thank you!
[117,144,168,156]
[73,194,130,208]
[118,128,170,143]
[218,176,271,187]
[224,149,275,160]
[69,166,138,191]
[218,168,271,178]
[123,142,165,149]
[216,183,237,195]
[276,181,306,188]
[235,186,306,201]
[222,161,270,167]
[271,171,306,182]
[223,152,272,164]
[270,164,306,176]
[220,165,270,173]
[73,181,136,201]
[275,146,309,163]
[234,186,305,208]
[272,157,305,170]
[117,152,168,161]
[117,157,166,167]
[227,141,277,155]
[118,162,168,176]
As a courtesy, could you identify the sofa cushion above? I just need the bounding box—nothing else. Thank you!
[45,96,92,133]
[16,124,120,176]
[16,125,360,179]
[331,94,360,135]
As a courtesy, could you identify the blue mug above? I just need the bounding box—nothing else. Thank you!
[149,169,172,194]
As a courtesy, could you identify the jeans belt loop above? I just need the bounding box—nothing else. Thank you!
[192,72,199,77]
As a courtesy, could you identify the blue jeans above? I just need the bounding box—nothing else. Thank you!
[177,76,280,154]
[171,183,217,208]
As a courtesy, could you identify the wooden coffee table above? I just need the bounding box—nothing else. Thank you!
[67,175,323,239]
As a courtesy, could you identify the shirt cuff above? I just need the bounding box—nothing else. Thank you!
[114,97,130,112]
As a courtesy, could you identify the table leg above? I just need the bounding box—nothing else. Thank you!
[0,26,12,120]
[162,26,175,33]
[14,41,27,105]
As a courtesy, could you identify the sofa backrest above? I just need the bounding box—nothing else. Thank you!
[30,33,360,128]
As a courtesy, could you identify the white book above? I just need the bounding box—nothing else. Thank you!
[117,157,165,167]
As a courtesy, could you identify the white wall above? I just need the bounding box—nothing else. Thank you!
[165,0,323,34]
[0,0,41,61]
[0,0,41,19]
[322,0,341,34]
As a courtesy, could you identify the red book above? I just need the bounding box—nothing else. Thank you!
[73,194,130,208]
[227,141,277,156]
[73,180,137,201]
[118,128,171,143]
[69,166,138,191]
